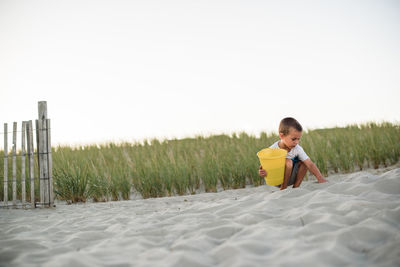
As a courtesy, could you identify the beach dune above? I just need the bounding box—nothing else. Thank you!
[1,168,399,267]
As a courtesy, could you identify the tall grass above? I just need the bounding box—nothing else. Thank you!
[1,122,399,203]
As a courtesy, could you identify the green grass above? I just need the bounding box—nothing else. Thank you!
[1,122,399,203]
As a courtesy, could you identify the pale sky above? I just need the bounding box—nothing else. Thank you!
[1,0,399,146]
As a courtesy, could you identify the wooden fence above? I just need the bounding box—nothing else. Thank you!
[1,101,53,209]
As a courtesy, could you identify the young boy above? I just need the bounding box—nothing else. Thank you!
[259,117,327,190]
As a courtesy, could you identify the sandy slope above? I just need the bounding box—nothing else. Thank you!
[1,168,399,267]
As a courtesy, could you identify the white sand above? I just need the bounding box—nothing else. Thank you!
[1,168,400,267]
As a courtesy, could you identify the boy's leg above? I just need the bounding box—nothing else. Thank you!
[280,158,293,190]
[287,160,299,186]
[293,162,307,188]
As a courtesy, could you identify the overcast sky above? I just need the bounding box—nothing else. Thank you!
[1,0,399,146]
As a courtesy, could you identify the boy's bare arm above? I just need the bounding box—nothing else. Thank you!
[303,159,328,183]
[259,165,267,177]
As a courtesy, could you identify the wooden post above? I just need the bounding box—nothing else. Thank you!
[3,123,8,205]
[12,122,17,206]
[27,120,35,207]
[35,119,40,206]
[37,101,50,207]
[21,121,26,207]
[46,119,54,207]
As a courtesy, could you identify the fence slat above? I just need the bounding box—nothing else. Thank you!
[3,123,8,205]
[27,120,35,207]
[12,122,17,206]
[35,120,44,205]
[21,121,26,206]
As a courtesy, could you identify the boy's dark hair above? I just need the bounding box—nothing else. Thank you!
[279,117,303,135]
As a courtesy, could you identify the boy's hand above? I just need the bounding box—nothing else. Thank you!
[259,165,267,177]
[318,177,328,183]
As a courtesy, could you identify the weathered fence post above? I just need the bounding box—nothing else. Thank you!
[47,119,54,207]
[35,119,40,206]
[27,120,35,207]
[21,121,26,206]
[37,101,53,208]
[12,122,17,206]
[3,123,8,205]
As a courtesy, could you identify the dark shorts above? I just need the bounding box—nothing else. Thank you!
[276,157,300,188]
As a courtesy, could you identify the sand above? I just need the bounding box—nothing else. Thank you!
[1,168,399,267]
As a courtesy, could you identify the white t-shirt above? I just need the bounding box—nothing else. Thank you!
[269,141,309,161]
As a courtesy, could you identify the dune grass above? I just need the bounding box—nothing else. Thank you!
[1,122,399,203]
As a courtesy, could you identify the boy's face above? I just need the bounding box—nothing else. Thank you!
[280,128,302,150]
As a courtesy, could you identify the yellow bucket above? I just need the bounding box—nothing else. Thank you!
[257,148,288,186]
